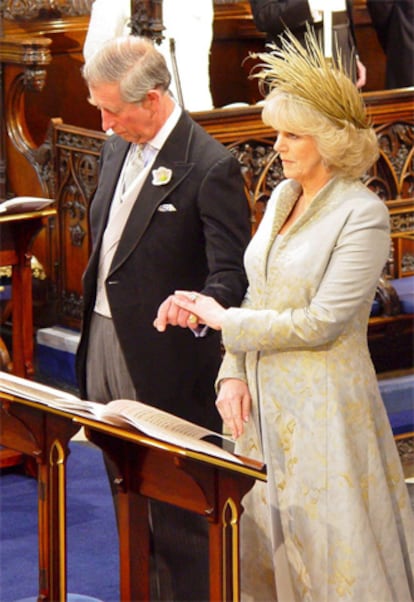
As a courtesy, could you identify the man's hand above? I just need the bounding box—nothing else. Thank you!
[154,294,200,332]
[356,57,367,89]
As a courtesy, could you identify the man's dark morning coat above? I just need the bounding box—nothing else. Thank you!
[76,110,250,432]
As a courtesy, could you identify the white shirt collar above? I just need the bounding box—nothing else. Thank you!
[147,99,182,153]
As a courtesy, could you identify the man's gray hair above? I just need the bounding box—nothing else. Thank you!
[82,36,171,103]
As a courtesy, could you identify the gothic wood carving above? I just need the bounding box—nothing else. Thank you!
[52,122,106,325]
[21,90,414,330]
[130,0,164,44]
[0,36,52,199]
[2,0,93,19]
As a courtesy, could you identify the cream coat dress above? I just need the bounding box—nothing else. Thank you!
[218,177,414,601]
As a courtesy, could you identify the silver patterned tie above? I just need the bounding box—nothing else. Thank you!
[120,143,145,202]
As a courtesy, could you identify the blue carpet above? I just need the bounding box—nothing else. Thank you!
[0,442,119,601]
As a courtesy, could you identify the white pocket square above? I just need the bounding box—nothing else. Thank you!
[157,203,177,213]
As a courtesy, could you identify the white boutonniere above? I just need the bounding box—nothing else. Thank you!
[152,166,173,186]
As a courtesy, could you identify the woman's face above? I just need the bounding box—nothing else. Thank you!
[273,130,330,187]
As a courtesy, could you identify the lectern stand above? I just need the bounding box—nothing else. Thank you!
[83,422,265,601]
[0,209,56,378]
[0,395,80,601]
[0,209,56,470]
[0,391,266,601]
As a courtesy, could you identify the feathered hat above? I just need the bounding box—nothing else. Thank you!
[250,26,370,130]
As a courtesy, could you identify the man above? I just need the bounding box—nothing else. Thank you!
[367,0,414,89]
[249,0,367,88]
[76,36,250,600]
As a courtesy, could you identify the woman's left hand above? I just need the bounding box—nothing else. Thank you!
[215,378,251,439]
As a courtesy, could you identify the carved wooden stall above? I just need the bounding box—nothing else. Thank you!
[0,0,410,375]
[1,0,386,202]
[19,88,411,373]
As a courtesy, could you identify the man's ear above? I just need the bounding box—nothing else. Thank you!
[141,89,161,109]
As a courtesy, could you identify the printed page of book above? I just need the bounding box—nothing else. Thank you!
[95,399,241,464]
[0,371,89,410]
[0,373,242,464]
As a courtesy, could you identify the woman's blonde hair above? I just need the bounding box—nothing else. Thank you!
[251,27,379,179]
[262,89,379,179]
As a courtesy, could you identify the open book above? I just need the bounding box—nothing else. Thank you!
[0,371,240,465]
[0,196,54,214]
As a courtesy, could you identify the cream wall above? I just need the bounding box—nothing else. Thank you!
[83,0,214,111]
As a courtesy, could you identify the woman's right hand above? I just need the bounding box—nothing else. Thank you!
[215,378,251,440]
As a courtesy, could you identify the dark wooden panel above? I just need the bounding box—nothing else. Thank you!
[353,0,387,91]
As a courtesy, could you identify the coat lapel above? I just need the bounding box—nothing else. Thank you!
[262,178,342,273]
[109,112,195,275]
[93,139,128,237]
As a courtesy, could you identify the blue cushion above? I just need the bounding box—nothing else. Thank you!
[379,374,414,436]
[370,297,381,316]
[0,283,12,301]
[388,410,414,435]
[390,276,414,313]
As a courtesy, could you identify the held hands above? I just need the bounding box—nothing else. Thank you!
[154,290,227,332]
[153,294,199,332]
[153,293,250,439]
[216,378,251,439]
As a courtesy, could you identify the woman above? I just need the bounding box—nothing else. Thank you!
[154,31,414,601]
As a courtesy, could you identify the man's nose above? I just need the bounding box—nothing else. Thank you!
[101,109,114,132]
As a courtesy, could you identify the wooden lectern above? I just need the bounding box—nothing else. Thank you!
[0,209,56,469]
[0,391,266,601]
[0,209,56,377]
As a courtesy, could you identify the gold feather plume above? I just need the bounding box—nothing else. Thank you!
[250,26,370,130]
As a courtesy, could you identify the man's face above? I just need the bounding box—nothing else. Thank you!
[88,81,157,143]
